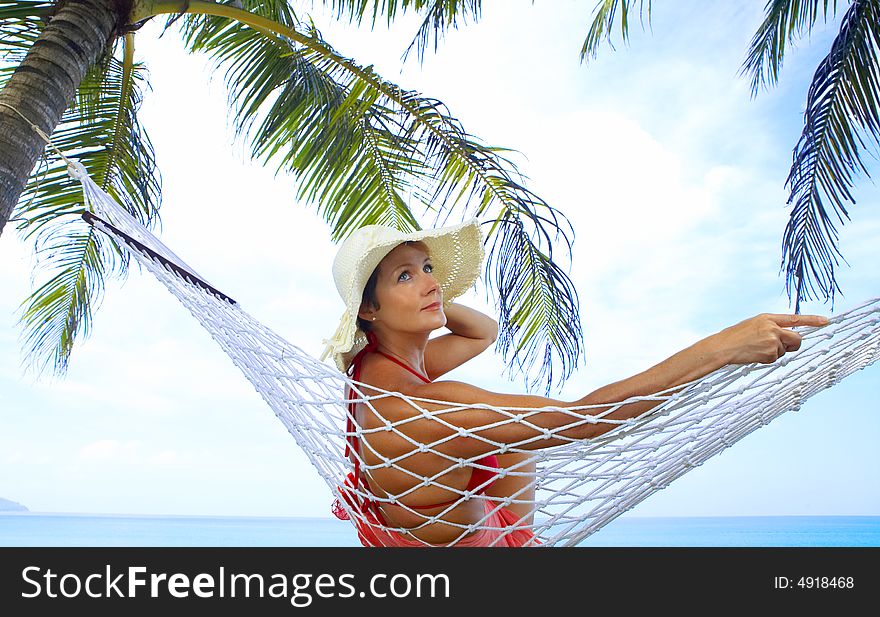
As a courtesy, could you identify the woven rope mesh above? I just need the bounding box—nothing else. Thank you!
[71,162,880,547]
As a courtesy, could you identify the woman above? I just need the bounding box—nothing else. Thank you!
[320,218,828,547]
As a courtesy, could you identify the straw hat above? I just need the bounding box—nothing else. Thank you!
[320,217,485,373]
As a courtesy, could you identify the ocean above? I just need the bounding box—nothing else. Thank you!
[2,513,878,547]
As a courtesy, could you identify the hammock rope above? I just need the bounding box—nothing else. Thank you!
[7,109,878,546]
[63,158,880,546]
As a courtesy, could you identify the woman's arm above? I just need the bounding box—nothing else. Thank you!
[423,302,499,379]
[444,302,498,340]
[403,312,829,457]
[575,312,830,420]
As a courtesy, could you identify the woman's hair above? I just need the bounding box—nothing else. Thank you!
[358,240,427,333]
[357,266,382,333]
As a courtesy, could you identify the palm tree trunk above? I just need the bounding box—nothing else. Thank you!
[0,0,125,237]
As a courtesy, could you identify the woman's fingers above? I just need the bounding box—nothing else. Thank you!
[758,314,827,362]
[765,313,829,328]
[747,313,821,363]
[778,327,803,353]
[716,312,830,366]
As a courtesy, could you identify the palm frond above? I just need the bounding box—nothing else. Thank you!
[168,3,582,391]
[0,1,54,66]
[487,210,581,396]
[14,36,161,375]
[398,0,482,66]
[781,0,880,312]
[741,0,838,95]
[163,0,300,35]
[175,5,417,235]
[313,0,482,65]
[580,0,652,63]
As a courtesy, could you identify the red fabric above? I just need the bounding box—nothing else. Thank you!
[345,483,540,547]
[331,331,537,546]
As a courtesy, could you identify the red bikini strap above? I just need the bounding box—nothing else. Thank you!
[373,350,431,383]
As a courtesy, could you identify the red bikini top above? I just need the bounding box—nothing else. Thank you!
[343,330,499,511]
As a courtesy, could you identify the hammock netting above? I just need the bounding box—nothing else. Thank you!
[66,160,880,547]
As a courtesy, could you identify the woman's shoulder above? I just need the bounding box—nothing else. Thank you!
[356,353,428,396]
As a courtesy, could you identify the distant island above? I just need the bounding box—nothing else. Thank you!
[0,497,28,512]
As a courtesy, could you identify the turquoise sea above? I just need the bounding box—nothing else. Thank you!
[2,513,878,547]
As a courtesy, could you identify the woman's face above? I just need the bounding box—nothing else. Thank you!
[359,242,447,334]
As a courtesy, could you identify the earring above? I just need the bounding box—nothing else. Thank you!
[372,317,376,321]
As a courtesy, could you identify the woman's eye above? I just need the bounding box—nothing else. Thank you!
[398,264,431,281]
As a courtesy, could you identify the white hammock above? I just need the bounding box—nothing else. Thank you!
[63,160,880,547]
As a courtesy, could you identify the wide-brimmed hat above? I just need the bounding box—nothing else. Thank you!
[320,217,485,373]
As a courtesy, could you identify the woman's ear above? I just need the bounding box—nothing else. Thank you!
[358,302,377,322]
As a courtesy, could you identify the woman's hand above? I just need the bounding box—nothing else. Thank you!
[706,313,830,366]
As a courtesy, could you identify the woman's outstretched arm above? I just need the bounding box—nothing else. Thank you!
[403,312,829,457]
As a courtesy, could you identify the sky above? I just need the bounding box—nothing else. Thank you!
[1,0,878,520]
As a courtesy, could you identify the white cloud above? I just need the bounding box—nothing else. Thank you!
[77,439,140,463]
[146,450,181,466]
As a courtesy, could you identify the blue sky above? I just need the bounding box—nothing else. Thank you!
[1,1,878,518]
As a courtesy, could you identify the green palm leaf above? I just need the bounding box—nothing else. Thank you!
[13,35,161,375]
[487,209,581,394]
[580,0,652,63]
[741,0,838,94]
[781,0,880,311]
[313,0,483,65]
[173,4,423,234]
[398,0,482,65]
[159,1,581,392]
[0,1,52,69]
